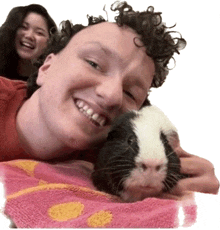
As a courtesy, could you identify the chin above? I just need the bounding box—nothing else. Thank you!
[18,51,39,60]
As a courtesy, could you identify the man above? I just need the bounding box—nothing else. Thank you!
[0,1,218,195]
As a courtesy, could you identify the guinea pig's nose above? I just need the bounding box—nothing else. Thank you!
[140,163,148,171]
[139,160,165,172]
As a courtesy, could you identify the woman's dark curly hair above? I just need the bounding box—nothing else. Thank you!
[0,4,57,80]
[27,1,186,100]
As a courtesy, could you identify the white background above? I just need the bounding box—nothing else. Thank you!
[0,0,219,178]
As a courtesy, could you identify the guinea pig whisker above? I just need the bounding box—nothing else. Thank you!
[163,180,172,191]
[173,173,185,180]
[166,151,176,158]
[105,161,134,167]
[110,173,129,180]
[94,165,132,175]
[106,167,131,173]
[109,165,133,170]
[106,159,134,165]
[163,183,170,191]
[166,173,180,182]
[109,170,131,177]
[127,145,136,153]
[168,164,181,170]
[163,171,183,191]
[105,156,134,166]
[163,179,176,190]
[116,176,129,195]
[168,166,181,171]
[168,163,181,167]
[105,161,134,169]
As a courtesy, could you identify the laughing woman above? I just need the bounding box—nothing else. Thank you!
[0,4,57,81]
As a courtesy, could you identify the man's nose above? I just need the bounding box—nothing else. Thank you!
[96,77,123,111]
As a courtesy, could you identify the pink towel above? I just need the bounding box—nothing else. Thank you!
[1,159,197,228]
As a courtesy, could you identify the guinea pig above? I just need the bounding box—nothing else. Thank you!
[92,103,187,202]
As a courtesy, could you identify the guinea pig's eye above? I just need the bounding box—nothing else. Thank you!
[127,135,135,145]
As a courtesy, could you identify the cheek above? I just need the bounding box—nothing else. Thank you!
[36,37,48,50]
[15,31,22,46]
[15,29,23,38]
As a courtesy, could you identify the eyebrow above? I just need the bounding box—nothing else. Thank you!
[22,21,47,33]
[84,41,151,90]
[36,27,47,33]
[84,41,124,63]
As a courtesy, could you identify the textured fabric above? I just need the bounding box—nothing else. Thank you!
[0,77,31,161]
[1,159,201,228]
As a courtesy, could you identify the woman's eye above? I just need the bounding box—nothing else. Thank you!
[37,32,46,37]
[36,31,44,36]
[20,25,28,30]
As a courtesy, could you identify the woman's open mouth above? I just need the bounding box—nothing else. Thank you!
[20,41,35,49]
[75,99,107,127]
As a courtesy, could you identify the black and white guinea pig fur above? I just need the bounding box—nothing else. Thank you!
[92,103,187,202]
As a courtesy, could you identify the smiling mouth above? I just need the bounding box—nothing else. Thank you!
[75,99,107,127]
[20,41,35,49]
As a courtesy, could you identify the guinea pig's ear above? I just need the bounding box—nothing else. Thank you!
[107,129,120,141]
[165,131,180,150]
[107,127,126,141]
[107,130,115,140]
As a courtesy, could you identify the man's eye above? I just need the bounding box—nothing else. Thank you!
[87,60,99,69]
[125,91,135,100]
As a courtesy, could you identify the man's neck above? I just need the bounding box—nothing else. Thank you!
[15,92,74,161]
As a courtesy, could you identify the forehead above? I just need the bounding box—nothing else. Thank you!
[23,12,47,28]
[64,22,147,57]
[63,22,154,76]
[79,22,140,42]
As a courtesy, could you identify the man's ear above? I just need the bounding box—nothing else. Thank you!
[36,53,56,86]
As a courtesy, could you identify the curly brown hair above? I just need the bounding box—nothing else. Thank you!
[27,1,186,101]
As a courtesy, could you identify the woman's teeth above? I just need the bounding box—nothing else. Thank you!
[75,100,106,127]
[21,41,34,49]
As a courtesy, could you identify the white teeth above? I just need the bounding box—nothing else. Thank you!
[77,101,84,108]
[92,113,99,120]
[21,42,34,49]
[100,119,105,127]
[86,108,93,116]
[75,99,106,126]
[83,105,88,110]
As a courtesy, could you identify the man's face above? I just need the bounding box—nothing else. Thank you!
[36,22,155,150]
